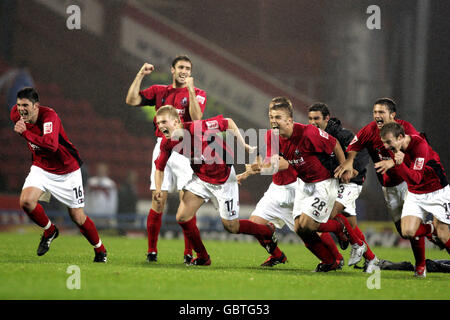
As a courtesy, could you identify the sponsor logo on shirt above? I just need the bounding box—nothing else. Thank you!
[177,108,185,115]
[196,95,205,105]
[43,122,53,134]
[288,158,304,165]
[206,120,219,130]
[413,157,424,170]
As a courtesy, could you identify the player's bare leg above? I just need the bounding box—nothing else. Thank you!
[176,191,210,265]
[68,207,107,262]
[20,187,59,256]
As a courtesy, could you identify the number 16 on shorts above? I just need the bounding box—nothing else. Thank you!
[73,185,84,204]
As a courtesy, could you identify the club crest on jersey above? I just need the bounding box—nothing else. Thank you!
[319,129,329,139]
[295,149,301,156]
[43,122,53,134]
[196,95,205,105]
[181,97,188,107]
[206,120,219,130]
[413,157,425,170]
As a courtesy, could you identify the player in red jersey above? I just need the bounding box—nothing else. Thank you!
[11,87,107,262]
[236,97,300,267]
[334,98,428,277]
[380,122,450,277]
[126,55,207,263]
[308,103,378,272]
[249,97,359,271]
[152,106,276,266]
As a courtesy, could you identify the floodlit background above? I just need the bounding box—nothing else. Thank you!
[0,0,448,244]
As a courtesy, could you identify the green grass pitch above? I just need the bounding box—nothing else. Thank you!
[0,230,449,300]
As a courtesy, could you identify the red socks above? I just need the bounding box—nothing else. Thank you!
[238,219,272,238]
[320,232,343,261]
[147,209,194,255]
[302,232,335,264]
[178,217,208,259]
[413,223,433,237]
[410,236,426,268]
[147,209,162,253]
[445,239,450,254]
[354,225,375,260]
[182,216,195,256]
[79,216,105,253]
[335,214,364,246]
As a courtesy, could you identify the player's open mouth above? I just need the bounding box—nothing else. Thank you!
[161,128,169,135]
[19,110,29,117]
[375,119,384,126]
[271,125,279,129]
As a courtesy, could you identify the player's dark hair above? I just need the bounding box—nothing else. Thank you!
[269,96,293,118]
[172,55,192,69]
[17,87,39,104]
[374,97,396,114]
[308,102,330,118]
[380,122,405,138]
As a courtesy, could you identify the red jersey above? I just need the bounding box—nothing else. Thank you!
[392,134,448,194]
[265,129,298,186]
[268,123,337,183]
[154,116,233,184]
[139,84,207,138]
[10,105,82,175]
[347,119,419,187]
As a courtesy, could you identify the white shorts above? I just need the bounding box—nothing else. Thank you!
[150,137,193,192]
[23,165,85,208]
[335,183,363,216]
[183,166,239,221]
[293,178,339,223]
[382,181,407,222]
[402,185,450,224]
[251,181,297,232]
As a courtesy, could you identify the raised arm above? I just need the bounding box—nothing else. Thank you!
[125,63,154,106]
[226,118,256,154]
[186,77,204,120]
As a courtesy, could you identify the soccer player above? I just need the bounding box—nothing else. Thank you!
[125,55,207,263]
[308,103,378,272]
[255,97,360,271]
[380,122,450,277]
[236,98,300,267]
[152,105,276,266]
[334,98,427,277]
[11,87,107,262]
